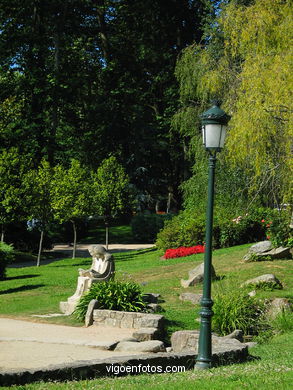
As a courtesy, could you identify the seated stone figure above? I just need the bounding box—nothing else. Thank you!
[60,245,115,315]
[78,244,115,280]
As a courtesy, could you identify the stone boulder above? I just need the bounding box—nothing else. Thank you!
[85,299,98,327]
[171,330,200,353]
[243,241,291,262]
[181,262,216,288]
[132,328,160,341]
[266,298,293,319]
[114,340,166,353]
[241,274,283,289]
[223,329,244,343]
[170,330,244,354]
[179,293,202,305]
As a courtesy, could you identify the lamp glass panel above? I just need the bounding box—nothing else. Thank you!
[219,125,227,148]
[202,126,206,146]
[204,124,226,149]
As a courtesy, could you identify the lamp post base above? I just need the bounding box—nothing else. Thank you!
[195,359,212,370]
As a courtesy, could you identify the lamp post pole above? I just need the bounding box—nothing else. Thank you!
[195,101,231,370]
[196,152,216,369]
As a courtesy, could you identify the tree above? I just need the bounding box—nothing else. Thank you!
[23,160,54,266]
[174,0,293,208]
[0,148,30,242]
[92,156,131,249]
[52,159,91,259]
[0,0,209,209]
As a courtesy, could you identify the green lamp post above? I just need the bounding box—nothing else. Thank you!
[196,101,231,369]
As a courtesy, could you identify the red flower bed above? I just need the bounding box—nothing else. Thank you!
[164,245,205,259]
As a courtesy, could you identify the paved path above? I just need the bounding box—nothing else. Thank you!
[10,243,155,268]
[0,318,142,371]
[2,244,155,371]
[52,243,155,256]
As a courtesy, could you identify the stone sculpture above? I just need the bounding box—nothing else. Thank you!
[60,245,115,315]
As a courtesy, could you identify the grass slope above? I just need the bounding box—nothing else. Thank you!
[0,244,292,389]
[1,244,292,332]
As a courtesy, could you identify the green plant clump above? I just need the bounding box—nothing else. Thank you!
[74,280,147,321]
[212,286,266,336]
[0,242,15,280]
[246,281,283,291]
[155,207,269,251]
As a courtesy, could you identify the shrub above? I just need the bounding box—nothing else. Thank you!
[0,242,15,280]
[156,212,206,251]
[212,282,266,336]
[131,213,173,243]
[261,209,292,248]
[74,280,147,321]
[156,207,275,251]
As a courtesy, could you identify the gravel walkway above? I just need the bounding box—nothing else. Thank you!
[0,318,142,371]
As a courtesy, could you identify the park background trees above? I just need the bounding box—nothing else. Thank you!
[0,0,291,253]
[174,0,292,212]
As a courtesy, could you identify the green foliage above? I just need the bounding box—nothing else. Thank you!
[0,242,14,280]
[155,211,206,251]
[52,159,91,223]
[23,159,54,229]
[74,280,147,321]
[246,281,283,292]
[175,0,293,206]
[0,148,30,234]
[212,282,266,336]
[91,156,131,217]
[262,209,293,248]
[271,311,293,334]
[155,207,268,251]
[131,213,173,243]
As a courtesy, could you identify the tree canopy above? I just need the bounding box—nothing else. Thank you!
[174,0,293,208]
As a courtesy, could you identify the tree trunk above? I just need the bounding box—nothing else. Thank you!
[97,1,110,62]
[72,220,77,259]
[167,192,171,214]
[105,221,109,250]
[1,225,5,243]
[37,230,44,267]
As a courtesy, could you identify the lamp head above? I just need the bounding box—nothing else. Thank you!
[200,101,231,152]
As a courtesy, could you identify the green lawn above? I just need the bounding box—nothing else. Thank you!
[0,244,292,388]
[1,244,292,332]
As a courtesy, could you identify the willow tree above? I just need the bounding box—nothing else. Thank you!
[175,0,293,208]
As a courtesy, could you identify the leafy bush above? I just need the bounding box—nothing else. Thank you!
[156,212,206,251]
[0,242,15,280]
[156,207,273,251]
[74,280,147,321]
[131,213,173,243]
[261,209,292,248]
[212,283,266,336]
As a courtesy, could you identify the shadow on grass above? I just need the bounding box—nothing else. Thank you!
[164,318,188,344]
[51,261,91,268]
[115,247,157,261]
[5,274,40,281]
[0,284,45,295]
